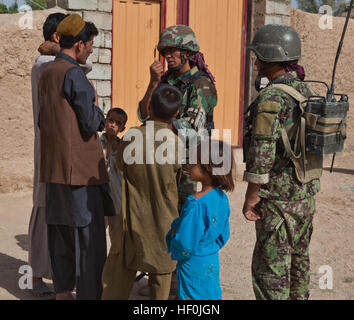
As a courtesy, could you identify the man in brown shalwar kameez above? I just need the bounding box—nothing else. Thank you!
[38,14,115,300]
[102,84,183,300]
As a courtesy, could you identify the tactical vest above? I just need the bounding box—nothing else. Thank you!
[162,70,215,135]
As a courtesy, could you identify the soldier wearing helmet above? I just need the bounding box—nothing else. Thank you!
[242,24,320,300]
[138,25,217,210]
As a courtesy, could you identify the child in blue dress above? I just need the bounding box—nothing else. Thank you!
[166,139,235,300]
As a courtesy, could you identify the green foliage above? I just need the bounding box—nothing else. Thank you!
[0,1,19,14]
[8,2,18,13]
[296,0,349,15]
[25,0,47,10]
[0,3,9,13]
[0,0,47,14]
[297,0,319,13]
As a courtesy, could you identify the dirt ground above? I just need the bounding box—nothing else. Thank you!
[0,9,353,300]
[0,151,353,300]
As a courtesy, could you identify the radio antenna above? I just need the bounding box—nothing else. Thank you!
[329,0,353,99]
[329,1,353,172]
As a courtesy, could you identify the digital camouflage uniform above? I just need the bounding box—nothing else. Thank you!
[158,25,218,210]
[244,71,320,300]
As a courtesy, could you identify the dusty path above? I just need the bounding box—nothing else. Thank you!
[0,152,353,300]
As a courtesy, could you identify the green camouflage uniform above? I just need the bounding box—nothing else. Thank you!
[162,66,217,210]
[139,25,217,211]
[244,71,320,300]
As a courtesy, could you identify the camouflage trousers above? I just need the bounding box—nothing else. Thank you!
[252,197,316,300]
[178,166,197,212]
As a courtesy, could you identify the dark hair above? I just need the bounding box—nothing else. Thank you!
[43,13,68,41]
[151,84,182,120]
[196,139,235,192]
[107,108,128,125]
[59,21,99,49]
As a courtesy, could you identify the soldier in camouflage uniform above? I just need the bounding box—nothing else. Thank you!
[243,25,320,300]
[138,25,217,211]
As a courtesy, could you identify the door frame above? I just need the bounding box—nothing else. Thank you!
[239,0,248,148]
[177,0,189,24]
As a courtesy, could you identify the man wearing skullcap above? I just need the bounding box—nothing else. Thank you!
[38,14,115,300]
[29,12,93,298]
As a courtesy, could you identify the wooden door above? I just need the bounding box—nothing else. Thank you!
[189,0,245,146]
[112,0,161,130]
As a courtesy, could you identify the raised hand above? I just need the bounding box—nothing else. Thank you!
[150,60,164,84]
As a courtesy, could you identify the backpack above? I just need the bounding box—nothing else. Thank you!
[265,84,324,184]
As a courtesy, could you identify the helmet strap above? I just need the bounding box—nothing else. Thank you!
[169,50,189,72]
[255,61,278,91]
[255,67,264,92]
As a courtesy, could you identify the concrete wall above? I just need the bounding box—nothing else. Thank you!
[46,0,113,114]
[265,0,291,25]
[244,0,291,111]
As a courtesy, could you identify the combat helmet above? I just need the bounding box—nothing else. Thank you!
[248,24,301,62]
[157,25,200,53]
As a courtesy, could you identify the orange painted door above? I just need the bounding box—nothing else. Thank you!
[166,0,178,27]
[189,0,245,145]
[112,0,161,130]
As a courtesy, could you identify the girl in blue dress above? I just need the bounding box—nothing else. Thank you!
[166,140,235,300]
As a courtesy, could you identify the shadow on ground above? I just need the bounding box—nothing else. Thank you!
[15,234,28,252]
[0,234,53,300]
[0,253,41,300]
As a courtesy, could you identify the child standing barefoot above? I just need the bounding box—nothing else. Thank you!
[166,140,235,300]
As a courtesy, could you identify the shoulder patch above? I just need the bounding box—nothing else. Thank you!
[258,101,280,113]
[253,112,276,137]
